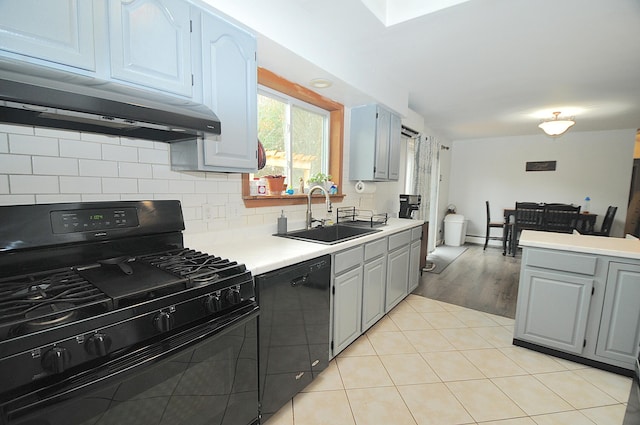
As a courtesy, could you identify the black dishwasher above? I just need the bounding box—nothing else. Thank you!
[255,255,331,422]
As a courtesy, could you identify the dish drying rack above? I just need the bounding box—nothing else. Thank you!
[336,207,388,227]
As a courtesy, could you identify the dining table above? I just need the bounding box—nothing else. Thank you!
[502,208,598,255]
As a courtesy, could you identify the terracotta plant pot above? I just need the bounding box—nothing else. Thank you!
[265,176,286,194]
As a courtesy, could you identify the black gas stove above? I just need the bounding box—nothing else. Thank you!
[0,201,258,425]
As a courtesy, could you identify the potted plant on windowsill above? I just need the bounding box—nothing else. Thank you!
[307,173,333,192]
[264,175,286,195]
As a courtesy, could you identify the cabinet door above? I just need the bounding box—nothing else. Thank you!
[108,0,193,97]
[333,267,363,355]
[362,256,386,332]
[200,11,258,172]
[408,240,421,293]
[515,268,593,354]
[0,0,97,71]
[373,106,390,180]
[385,246,409,312]
[596,262,640,365]
[387,113,401,180]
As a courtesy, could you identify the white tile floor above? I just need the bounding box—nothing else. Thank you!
[265,294,632,425]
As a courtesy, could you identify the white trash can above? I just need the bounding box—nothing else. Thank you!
[444,214,467,246]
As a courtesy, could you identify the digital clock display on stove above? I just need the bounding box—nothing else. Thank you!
[50,207,139,234]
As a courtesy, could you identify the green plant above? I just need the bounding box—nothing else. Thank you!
[307,172,332,184]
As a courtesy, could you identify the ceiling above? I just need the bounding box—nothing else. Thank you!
[203,0,640,141]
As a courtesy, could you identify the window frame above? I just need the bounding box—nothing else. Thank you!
[242,68,344,208]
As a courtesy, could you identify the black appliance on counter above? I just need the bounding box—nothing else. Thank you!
[254,256,331,422]
[399,194,421,219]
[0,200,259,425]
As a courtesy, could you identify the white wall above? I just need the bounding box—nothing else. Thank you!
[447,129,637,241]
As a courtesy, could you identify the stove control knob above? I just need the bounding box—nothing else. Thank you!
[154,311,174,333]
[42,346,71,374]
[226,288,242,305]
[204,293,223,313]
[86,333,112,357]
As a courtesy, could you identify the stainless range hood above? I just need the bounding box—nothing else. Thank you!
[0,73,221,142]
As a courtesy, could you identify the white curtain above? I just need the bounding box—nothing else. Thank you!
[412,135,439,252]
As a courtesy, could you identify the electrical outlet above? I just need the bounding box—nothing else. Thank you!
[202,204,214,223]
[226,204,239,218]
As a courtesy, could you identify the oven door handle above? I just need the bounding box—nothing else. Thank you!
[1,306,259,424]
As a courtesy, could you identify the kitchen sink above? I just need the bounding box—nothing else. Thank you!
[278,224,382,244]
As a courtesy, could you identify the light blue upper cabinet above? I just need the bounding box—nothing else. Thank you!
[0,0,98,71]
[349,104,402,181]
[108,0,194,98]
[199,9,257,171]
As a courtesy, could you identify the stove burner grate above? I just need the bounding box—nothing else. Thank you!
[0,269,109,326]
[138,249,247,286]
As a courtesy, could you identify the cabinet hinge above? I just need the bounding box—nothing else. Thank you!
[330,340,334,351]
[191,74,194,86]
[332,286,335,295]
[190,20,193,33]
[583,339,587,348]
[591,287,595,295]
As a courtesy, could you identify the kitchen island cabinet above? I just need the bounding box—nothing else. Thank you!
[515,230,640,373]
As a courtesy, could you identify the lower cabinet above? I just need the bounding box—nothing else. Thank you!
[362,240,387,332]
[517,268,593,354]
[515,247,640,371]
[332,246,363,355]
[596,262,640,365]
[385,230,411,312]
[408,226,422,293]
[331,225,421,357]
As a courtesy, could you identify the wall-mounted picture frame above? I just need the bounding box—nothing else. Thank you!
[526,160,556,172]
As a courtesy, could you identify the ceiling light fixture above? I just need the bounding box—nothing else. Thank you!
[538,111,575,137]
[310,78,332,89]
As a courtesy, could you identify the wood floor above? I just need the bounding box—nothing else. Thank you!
[412,243,521,319]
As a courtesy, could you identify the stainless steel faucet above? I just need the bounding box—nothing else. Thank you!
[306,184,332,229]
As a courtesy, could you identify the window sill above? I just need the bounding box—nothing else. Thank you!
[242,193,345,208]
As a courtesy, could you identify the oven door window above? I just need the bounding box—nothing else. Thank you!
[3,312,259,425]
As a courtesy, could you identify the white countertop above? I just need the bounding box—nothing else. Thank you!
[519,230,640,260]
[184,218,424,275]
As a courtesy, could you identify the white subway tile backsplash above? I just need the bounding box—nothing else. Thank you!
[0,194,36,205]
[35,127,81,140]
[118,162,152,178]
[60,139,102,159]
[102,144,137,162]
[79,159,119,177]
[138,148,169,165]
[137,179,168,194]
[0,154,32,174]
[9,134,59,156]
[81,132,120,145]
[0,124,34,136]
[81,194,120,202]
[36,194,82,204]
[10,175,59,193]
[59,176,102,193]
[121,138,156,149]
[152,164,182,180]
[0,175,8,193]
[102,177,138,193]
[168,180,195,193]
[0,127,320,231]
[0,134,8,153]
[195,180,218,193]
[32,156,79,176]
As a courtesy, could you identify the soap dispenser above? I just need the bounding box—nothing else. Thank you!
[277,210,287,234]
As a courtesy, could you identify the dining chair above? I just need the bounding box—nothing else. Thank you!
[589,205,617,236]
[511,202,545,256]
[484,201,511,253]
[543,203,581,233]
